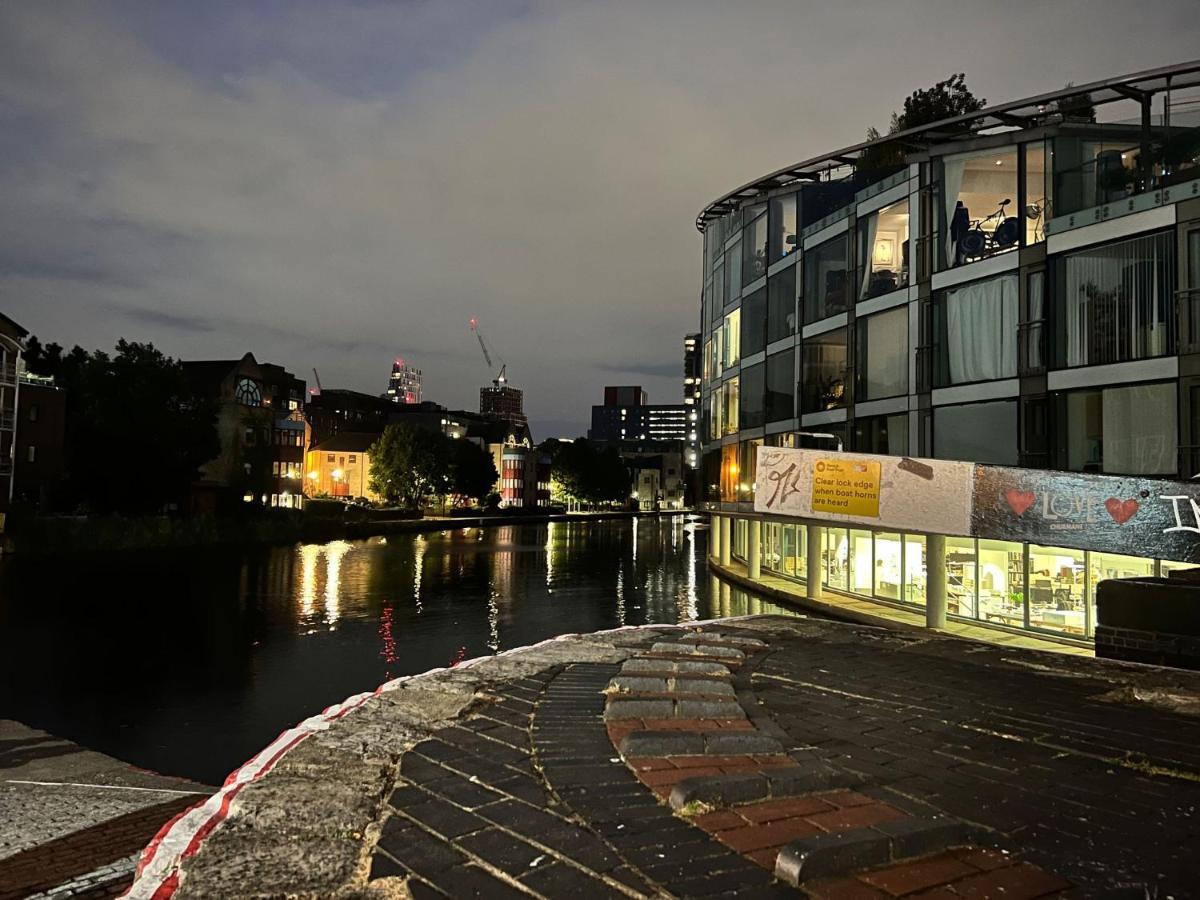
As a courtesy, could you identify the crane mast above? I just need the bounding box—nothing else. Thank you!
[468,318,507,385]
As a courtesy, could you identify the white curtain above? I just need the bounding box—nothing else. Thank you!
[1063,233,1171,366]
[1102,383,1176,474]
[945,275,1018,383]
[860,213,879,299]
[942,157,967,266]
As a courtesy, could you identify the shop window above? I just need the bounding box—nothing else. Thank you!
[743,203,768,285]
[801,328,848,414]
[904,534,926,607]
[856,306,908,401]
[767,266,797,343]
[1054,231,1176,368]
[740,288,767,358]
[1088,552,1153,638]
[1064,382,1177,476]
[768,193,799,264]
[873,532,903,601]
[1161,559,1198,578]
[859,200,910,299]
[848,529,874,595]
[935,274,1018,386]
[1028,545,1086,636]
[945,536,978,619]
[977,539,1025,627]
[933,400,1018,466]
[720,444,738,501]
[765,349,795,423]
[723,309,741,368]
[803,235,849,323]
[941,146,1019,269]
[824,527,849,591]
[852,413,908,456]
[739,364,765,430]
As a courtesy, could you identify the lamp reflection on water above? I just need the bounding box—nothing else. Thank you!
[323,541,350,626]
[298,543,320,622]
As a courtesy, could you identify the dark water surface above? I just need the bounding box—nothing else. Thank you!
[0,516,793,784]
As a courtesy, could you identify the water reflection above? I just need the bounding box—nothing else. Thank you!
[0,516,796,784]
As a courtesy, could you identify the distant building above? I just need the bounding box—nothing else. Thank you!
[480,380,527,427]
[683,333,701,468]
[0,313,27,515]
[182,353,307,511]
[14,374,66,510]
[306,432,378,501]
[588,386,688,443]
[385,359,422,404]
[306,389,396,448]
[620,441,686,511]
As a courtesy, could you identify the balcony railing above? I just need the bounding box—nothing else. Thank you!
[0,412,13,431]
[1017,320,1047,376]
[0,363,15,385]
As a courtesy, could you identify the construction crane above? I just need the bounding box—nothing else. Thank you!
[311,367,323,395]
[469,318,508,386]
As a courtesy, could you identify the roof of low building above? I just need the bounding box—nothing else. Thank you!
[311,432,380,453]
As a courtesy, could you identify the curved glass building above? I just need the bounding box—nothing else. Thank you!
[697,61,1200,643]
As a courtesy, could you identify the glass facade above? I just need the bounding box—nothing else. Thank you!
[935,274,1018,387]
[1062,381,1177,475]
[933,400,1019,466]
[859,200,910,299]
[769,193,799,264]
[743,203,768,286]
[765,349,795,422]
[804,235,849,323]
[767,265,797,344]
[739,363,764,430]
[856,305,908,400]
[740,287,767,358]
[800,328,848,414]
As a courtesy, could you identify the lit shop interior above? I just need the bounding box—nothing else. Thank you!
[733,519,1188,640]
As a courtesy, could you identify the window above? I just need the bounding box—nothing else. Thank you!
[738,439,761,501]
[723,309,740,368]
[768,192,799,263]
[742,203,768,285]
[977,539,1024,626]
[945,536,978,618]
[712,263,725,322]
[1049,135,1143,217]
[767,265,797,344]
[349,455,357,463]
[801,328,847,414]
[710,325,723,378]
[874,532,903,600]
[720,443,738,501]
[941,146,1019,269]
[1028,545,1086,635]
[235,377,262,406]
[1024,142,1047,244]
[326,454,335,462]
[933,400,1018,465]
[859,200,910,299]
[1055,231,1176,368]
[856,306,908,401]
[28,403,38,423]
[722,376,739,436]
[765,349,795,422]
[244,427,256,446]
[725,243,742,302]
[936,274,1017,386]
[740,363,764,429]
[848,529,873,595]
[804,235,849,323]
[26,445,35,463]
[1019,270,1046,375]
[740,288,767,358]
[1064,382,1177,475]
[825,527,849,590]
[272,461,281,476]
[852,413,908,456]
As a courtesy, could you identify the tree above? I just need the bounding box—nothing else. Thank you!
[447,439,499,507]
[859,74,985,173]
[42,338,219,514]
[546,439,630,506]
[368,423,450,509]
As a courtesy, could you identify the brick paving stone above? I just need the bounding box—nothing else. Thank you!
[717,817,823,853]
[949,846,1015,871]
[824,789,877,809]
[429,863,532,898]
[859,852,979,895]
[736,796,835,823]
[948,862,1074,899]
[805,801,908,833]
[455,828,544,871]
[693,810,749,831]
[398,797,489,840]
[803,875,892,899]
[517,860,625,898]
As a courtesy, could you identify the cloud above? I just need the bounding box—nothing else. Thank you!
[1,1,1198,437]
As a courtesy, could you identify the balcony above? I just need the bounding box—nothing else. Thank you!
[0,363,15,385]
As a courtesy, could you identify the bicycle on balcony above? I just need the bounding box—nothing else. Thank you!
[954,199,1021,263]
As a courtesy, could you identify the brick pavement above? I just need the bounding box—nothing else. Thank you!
[121,615,1200,897]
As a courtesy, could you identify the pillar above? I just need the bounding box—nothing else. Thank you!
[710,514,721,560]
[926,533,947,629]
[719,516,732,566]
[747,520,762,580]
[806,523,823,600]
[719,579,732,616]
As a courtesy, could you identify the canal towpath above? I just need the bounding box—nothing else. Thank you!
[115,613,1200,899]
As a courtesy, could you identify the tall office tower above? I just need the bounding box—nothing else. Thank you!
[385,358,422,404]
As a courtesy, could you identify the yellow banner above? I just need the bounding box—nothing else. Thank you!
[811,458,881,518]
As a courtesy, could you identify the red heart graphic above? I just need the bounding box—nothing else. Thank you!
[1005,489,1036,516]
[1105,497,1138,525]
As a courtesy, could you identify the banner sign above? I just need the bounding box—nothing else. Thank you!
[755,446,1200,564]
[755,447,974,537]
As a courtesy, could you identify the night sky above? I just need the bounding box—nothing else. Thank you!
[2,1,1198,437]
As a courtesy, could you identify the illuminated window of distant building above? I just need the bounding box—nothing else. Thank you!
[235,377,262,406]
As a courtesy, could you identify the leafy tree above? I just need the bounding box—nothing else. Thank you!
[546,439,630,506]
[859,73,985,172]
[1054,82,1095,122]
[368,423,450,509]
[22,336,64,377]
[447,439,499,506]
[41,338,219,514]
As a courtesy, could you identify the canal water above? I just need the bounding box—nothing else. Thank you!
[0,516,793,785]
